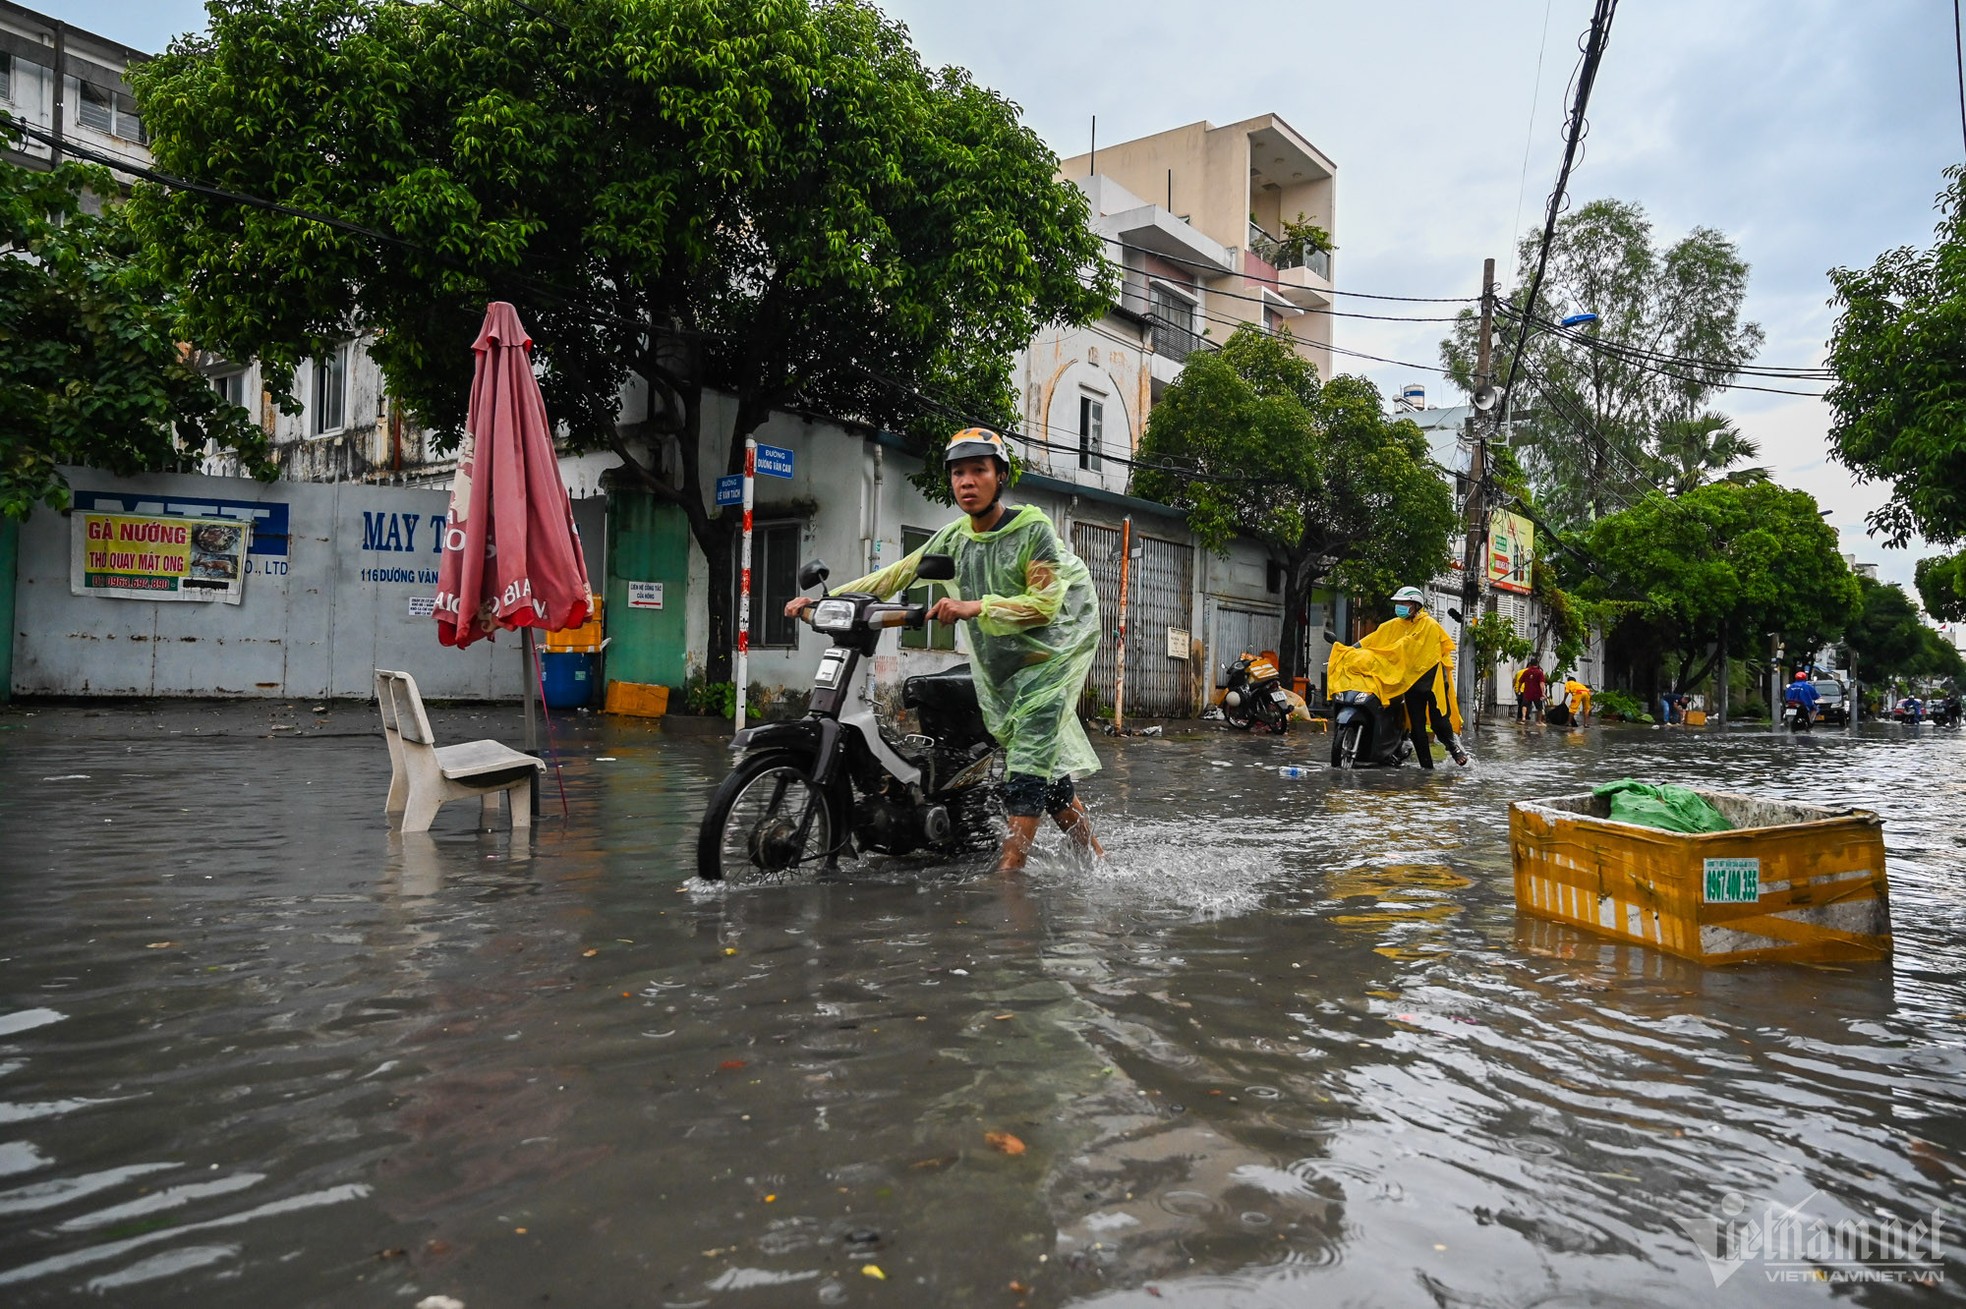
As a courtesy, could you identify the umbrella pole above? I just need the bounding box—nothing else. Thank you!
[524,628,539,753]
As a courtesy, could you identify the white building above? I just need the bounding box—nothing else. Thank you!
[0,3,151,179]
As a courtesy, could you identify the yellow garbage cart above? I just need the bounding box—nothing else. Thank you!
[1509,790,1890,965]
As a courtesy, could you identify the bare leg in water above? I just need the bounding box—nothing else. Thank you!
[997,800,1105,874]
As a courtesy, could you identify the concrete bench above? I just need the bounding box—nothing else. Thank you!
[376,669,543,832]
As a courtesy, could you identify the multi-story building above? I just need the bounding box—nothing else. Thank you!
[0,2,151,178]
[1057,114,1336,387]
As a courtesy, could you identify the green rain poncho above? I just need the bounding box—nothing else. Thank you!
[831,505,1102,781]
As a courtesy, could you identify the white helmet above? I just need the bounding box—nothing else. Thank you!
[1392,586,1426,604]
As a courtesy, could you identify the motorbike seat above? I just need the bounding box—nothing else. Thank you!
[903,663,995,747]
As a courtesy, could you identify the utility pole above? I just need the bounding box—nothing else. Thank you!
[1456,258,1496,728]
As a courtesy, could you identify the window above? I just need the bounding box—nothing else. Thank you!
[213,371,249,411]
[746,522,803,648]
[312,347,347,435]
[0,55,12,103]
[1078,395,1103,472]
[76,81,114,133]
[899,527,956,651]
[115,105,145,143]
[1148,283,1200,361]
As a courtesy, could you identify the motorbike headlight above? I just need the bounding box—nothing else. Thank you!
[811,598,857,633]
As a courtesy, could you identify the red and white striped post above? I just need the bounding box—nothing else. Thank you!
[735,438,755,734]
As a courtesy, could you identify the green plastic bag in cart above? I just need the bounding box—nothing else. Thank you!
[1592,779,1733,834]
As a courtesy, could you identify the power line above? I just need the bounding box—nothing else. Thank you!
[1955,0,1966,158]
[1095,243,1473,309]
[1500,306,1833,381]
[1497,0,1619,413]
[1499,309,1830,398]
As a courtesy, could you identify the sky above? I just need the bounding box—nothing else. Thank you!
[58,0,1964,591]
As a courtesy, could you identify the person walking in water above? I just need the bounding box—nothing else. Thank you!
[786,428,1104,874]
[1517,656,1547,725]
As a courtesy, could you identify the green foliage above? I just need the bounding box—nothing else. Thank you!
[1135,326,1455,678]
[1915,551,1966,622]
[1529,554,1596,672]
[681,673,737,718]
[1468,612,1533,669]
[1250,212,1334,269]
[1649,412,1770,496]
[1846,573,1959,682]
[1594,689,1654,723]
[0,135,271,518]
[1441,198,1764,529]
[1825,166,1966,546]
[127,0,1111,676]
[1579,482,1858,693]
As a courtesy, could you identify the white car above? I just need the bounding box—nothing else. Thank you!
[1812,678,1849,726]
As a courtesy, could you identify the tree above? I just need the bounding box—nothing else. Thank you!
[1135,326,1457,681]
[128,0,1110,680]
[0,140,269,519]
[1650,412,1770,497]
[1578,481,1858,695]
[1441,198,1764,528]
[1915,552,1966,622]
[1825,167,1966,548]
[1845,573,1956,683]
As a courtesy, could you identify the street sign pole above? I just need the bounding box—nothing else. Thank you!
[736,439,755,735]
[1114,516,1132,732]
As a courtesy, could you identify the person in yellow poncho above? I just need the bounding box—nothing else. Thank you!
[1325,586,1470,769]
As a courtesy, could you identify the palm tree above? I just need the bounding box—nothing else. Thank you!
[1651,412,1772,496]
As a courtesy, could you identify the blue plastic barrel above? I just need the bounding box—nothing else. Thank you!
[540,651,597,709]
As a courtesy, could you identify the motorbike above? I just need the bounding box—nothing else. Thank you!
[1780,697,1814,732]
[1935,696,1962,728]
[1220,652,1292,733]
[1324,612,1459,769]
[695,554,1001,883]
[1328,690,1416,768]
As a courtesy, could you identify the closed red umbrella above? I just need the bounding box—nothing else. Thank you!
[434,302,590,649]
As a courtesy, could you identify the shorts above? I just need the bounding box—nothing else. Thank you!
[1004,772,1076,818]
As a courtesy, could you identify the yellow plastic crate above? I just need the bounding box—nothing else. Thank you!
[604,680,669,718]
[1509,789,1891,965]
[546,597,604,652]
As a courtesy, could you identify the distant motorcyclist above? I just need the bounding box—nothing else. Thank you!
[1783,670,1819,729]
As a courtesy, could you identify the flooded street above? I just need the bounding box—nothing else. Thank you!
[2,705,1963,1305]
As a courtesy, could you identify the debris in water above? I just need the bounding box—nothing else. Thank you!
[861,1264,887,1280]
[985,1131,1026,1156]
[582,948,599,958]
[417,1297,466,1309]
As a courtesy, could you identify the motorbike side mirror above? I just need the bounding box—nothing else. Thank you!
[798,559,830,592]
[916,553,956,582]
[1447,607,1464,624]
[1322,630,1339,646]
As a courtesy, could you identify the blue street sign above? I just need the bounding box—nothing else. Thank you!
[715,474,744,506]
[755,443,795,479]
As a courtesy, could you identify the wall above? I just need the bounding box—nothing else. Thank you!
[11,468,603,699]
[0,517,14,702]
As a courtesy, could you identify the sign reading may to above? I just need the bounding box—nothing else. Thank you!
[71,512,251,604]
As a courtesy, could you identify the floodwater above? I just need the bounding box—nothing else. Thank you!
[2,704,1963,1307]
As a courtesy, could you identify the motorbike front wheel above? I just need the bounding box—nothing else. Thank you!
[696,750,843,884]
[1332,722,1363,768]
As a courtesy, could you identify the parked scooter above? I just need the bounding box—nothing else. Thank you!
[696,554,1001,883]
[1221,652,1292,733]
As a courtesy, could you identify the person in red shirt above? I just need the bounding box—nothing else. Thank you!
[1517,656,1547,724]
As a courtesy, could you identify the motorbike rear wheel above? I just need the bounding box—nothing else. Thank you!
[696,750,843,884]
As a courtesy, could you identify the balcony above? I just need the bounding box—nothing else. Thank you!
[1149,314,1203,362]
[1249,223,1332,281]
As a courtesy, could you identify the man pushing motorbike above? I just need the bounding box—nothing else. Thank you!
[1327,586,1471,769]
[785,428,1104,874]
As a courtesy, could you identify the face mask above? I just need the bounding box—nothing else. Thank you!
[1394,603,1413,618]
